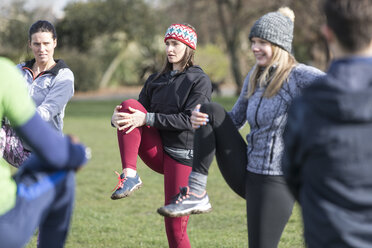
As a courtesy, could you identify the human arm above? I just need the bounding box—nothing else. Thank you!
[112,72,212,132]
[289,64,325,96]
[190,104,209,129]
[35,69,74,122]
[111,104,146,133]
[15,113,88,171]
[228,73,251,129]
[110,75,153,132]
[149,73,212,131]
[282,98,304,202]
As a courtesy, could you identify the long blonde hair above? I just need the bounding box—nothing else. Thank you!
[247,6,297,98]
[247,45,297,98]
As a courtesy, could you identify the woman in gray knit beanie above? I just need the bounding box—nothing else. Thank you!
[158,7,324,248]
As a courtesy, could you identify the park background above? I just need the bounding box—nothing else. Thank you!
[1,0,326,247]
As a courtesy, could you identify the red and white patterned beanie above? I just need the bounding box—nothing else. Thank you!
[164,24,197,50]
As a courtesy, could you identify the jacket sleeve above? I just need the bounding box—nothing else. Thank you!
[153,73,212,131]
[228,72,250,129]
[36,69,74,122]
[15,112,88,171]
[290,64,325,96]
[282,98,304,202]
[138,74,154,110]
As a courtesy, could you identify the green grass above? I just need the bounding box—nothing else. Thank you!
[25,97,305,248]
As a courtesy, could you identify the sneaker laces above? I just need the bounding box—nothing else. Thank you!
[172,186,191,204]
[112,171,126,192]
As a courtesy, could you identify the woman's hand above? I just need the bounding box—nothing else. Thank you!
[111,105,124,129]
[67,135,91,172]
[191,104,209,129]
[111,105,146,133]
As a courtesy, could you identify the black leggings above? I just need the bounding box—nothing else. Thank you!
[193,102,294,248]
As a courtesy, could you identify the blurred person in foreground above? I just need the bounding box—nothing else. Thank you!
[0,57,89,248]
[282,0,372,247]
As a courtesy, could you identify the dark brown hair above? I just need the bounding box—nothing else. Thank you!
[29,20,57,41]
[157,23,196,76]
[324,0,372,52]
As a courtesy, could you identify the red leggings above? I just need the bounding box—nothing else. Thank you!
[117,99,191,248]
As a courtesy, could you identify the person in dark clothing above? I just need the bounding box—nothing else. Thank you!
[158,7,324,248]
[110,23,212,248]
[282,0,372,247]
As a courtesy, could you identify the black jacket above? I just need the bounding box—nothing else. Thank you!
[139,66,212,160]
[283,57,372,248]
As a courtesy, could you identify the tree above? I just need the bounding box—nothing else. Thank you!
[291,0,327,69]
[0,0,30,61]
[0,0,62,61]
[215,0,245,93]
[102,0,325,92]
[56,0,165,90]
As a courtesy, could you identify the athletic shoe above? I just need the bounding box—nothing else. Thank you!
[111,171,142,200]
[157,186,212,217]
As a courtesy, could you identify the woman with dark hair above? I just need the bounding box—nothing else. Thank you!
[110,23,212,248]
[0,20,74,168]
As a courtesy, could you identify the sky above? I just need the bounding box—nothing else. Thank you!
[2,0,159,18]
[1,0,77,18]
[26,0,77,17]
[1,0,159,20]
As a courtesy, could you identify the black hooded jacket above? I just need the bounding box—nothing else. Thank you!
[283,57,372,248]
[138,65,212,165]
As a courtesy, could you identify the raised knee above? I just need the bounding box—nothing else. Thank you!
[120,99,138,109]
[119,99,148,113]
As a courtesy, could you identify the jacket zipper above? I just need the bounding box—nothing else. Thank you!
[269,134,276,163]
[249,95,263,155]
[255,96,263,129]
[24,67,46,81]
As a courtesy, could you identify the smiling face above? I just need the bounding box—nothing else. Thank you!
[165,39,187,70]
[251,37,273,67]
[29,31,56,66]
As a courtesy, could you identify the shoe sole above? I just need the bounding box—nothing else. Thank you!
[157,203,212,217]
[110,182,143,200]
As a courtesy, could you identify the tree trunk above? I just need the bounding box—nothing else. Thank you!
[227,40,243,95]
[216,0,243,95]
[99,46,127,89]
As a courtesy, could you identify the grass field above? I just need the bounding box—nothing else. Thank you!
[25,97,305,248]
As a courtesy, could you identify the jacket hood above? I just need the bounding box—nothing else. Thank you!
[304,57,372,123]
[184,65,204,73]
[23,59,70,76]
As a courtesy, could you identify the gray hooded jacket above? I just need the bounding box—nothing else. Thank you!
[17,59,74,133]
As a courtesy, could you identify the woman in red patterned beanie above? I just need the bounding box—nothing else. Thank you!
[109,23,212,248]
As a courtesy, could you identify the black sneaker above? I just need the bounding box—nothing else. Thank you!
[157,186,212,217]
[111,171,142,200]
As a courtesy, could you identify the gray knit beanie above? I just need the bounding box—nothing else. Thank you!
[249,8,294,53]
